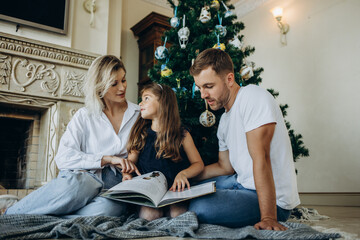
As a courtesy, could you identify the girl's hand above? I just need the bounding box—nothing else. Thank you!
[170,172,190,192]
[122,173,133,181]
[107,156,141,176]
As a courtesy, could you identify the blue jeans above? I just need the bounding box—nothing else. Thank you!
[188,175,291,228]
[6,167,128,218]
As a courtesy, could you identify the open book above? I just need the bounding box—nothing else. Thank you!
[101,171,216,208]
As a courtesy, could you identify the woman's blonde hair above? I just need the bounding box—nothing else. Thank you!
[127,83,183,162]
[84,55,126,115]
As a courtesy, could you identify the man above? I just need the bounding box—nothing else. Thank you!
[188,48,300,230]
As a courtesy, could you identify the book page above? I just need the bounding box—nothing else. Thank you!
[159,181,216,207]
[106,171,168,206]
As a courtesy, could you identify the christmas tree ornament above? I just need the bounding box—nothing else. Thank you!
[199,6,211,23]
[192,82,199,98]
[155,37,168,60]
[213,43,226,51]
[215,25,227,37]
[210,0,220,10]
[176,78,181,89]
[229,37,243,49]
[215,14,227,37]
[161,64,173,77]
[199,100,216,127]
[172,79,186,93]
[213,34,226,51]
[178,15,190,49]
[240,60,254,80]
[170,6,180,28]
[221,1,234,18]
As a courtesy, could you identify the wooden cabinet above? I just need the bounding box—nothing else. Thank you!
[131,12,171,91]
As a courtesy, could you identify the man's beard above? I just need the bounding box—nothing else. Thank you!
[207,84,231,111]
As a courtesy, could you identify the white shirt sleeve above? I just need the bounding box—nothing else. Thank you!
[242,86,277,132]
[55,109,103,170]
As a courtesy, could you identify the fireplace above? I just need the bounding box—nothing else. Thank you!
[0,32,99,190]
[0,105,41,189]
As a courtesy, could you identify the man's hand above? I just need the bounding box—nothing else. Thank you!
[254,217,287,231]
[170,172,190,192]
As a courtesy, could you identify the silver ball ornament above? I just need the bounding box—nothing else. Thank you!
[154,46,168,60]
[199,110,216,127]
[215,25,227,37]
[170,16,180,28]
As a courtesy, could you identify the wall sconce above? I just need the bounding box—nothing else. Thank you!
[271,7,289,46]
[83,0,96,27]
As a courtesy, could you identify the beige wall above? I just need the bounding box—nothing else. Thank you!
[237,0,360,192]
[120,0,172,103]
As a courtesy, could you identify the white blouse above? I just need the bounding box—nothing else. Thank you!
[55,101,140,178]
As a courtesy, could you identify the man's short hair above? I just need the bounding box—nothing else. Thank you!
[189,48,234,77]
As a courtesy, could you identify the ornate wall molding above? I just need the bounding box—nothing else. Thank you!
[43,103,59,183]
[0,91,57,107]
[11,58,60,96]
[0,54,11,86]
[63,72,85,97]
[0,32,99,69]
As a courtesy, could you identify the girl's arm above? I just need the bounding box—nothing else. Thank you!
[170,131,205,191]
[121,151,141,181]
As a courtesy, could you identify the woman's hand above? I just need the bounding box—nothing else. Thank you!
[122,173,133,181]
[170,172,190,192]
[102,156,141,175]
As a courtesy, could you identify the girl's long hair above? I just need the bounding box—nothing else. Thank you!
[127,83,183,162]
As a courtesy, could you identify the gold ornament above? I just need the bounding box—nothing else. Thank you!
[161,64,173,77]
[211,0,220,10]
[213,43,226,51]
[240,64,254,80]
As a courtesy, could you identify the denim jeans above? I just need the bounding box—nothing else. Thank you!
[6,167,128,218]
[188,174,291,228]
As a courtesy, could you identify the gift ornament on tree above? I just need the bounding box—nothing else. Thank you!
[148,0,309,165]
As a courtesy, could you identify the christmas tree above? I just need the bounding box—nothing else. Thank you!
[148,0,309,166]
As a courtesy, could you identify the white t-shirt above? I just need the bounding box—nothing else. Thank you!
[217,85,300,209]
[55,100,140,179]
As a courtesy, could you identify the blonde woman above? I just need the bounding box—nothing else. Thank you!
[2,55,140,217]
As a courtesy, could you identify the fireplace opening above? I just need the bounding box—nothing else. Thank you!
[0,105,41,189]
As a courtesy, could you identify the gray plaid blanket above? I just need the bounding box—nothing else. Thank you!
[0,212,341,240]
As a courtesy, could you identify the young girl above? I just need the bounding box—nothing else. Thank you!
[124,83,204,221]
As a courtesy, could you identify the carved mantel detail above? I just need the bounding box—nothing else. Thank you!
[63,72,86,97]
[11,58,60,96]
[0,54,11,86]
[0,32,98,69]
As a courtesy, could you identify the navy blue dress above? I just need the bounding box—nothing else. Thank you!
[137,127,190,187]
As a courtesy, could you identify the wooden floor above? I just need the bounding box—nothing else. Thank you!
[303,205,360,240]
